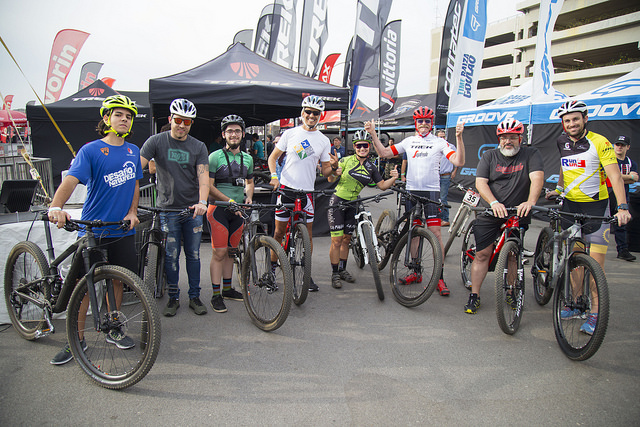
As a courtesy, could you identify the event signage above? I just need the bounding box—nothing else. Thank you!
[532,0,564,103]
[298,0,328,77]
[44,29,90,103]
[318,53,340,83]
[346,0,393,108]
[254,5,274,58]
[78,61,103,90]
[2,95,13,110]
[379,20,401,116]
[269,0,298,69]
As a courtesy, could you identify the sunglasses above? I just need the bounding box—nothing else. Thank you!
[173,117,193,126]
[355,143,370,149]
[416,118,432,125]
[304,109,321,116]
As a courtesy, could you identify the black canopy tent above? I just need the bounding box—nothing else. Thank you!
[148,43,350,142]
[26,80,151,186]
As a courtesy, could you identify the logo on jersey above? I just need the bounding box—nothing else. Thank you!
[294,139,315,160]
[101,147,109,156]
[561,158,586,168]
[168,149,190,164]
[104,161,136,188]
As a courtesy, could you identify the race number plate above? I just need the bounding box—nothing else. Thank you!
[463,189,480,207]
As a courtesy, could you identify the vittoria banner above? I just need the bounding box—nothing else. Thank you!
[379,20,401,116]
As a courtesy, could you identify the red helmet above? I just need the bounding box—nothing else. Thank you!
[496,118,524,136]
[413,106,434,122]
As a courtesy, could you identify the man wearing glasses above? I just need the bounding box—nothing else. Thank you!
[268,95,334,291]
[140,98,210,317]
[367,107,466,297]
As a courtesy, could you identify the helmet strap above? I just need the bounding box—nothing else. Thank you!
[104,112,132,139]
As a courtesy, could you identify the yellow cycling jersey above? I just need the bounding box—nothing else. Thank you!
[556,131,617,202]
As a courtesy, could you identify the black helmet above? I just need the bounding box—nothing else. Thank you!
[221,114,245,132]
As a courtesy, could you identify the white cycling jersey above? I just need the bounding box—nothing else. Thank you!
[276,126,331,191]
[391,134,455,191]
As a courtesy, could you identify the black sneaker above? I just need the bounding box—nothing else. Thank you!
[331,272,342,289]
[189,297,208,315]
[309,277,319,292]
[210,295,227,313]
[163,298,179,317]
[464,293,481,314]
[106,329,135,349]
[50,338,87,365]
[222,288,243,301]
[617,249,636,262]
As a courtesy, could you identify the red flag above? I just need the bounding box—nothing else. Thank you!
[2,95,13,110]
[45,29,90,103]
[318,53,340,84]
[101,77,116,87]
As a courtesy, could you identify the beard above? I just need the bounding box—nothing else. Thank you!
[227,141,241,150]
[499,145,520,157]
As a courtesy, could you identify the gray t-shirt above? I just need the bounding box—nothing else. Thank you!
[140,131,209,208]
[476,145,544,209]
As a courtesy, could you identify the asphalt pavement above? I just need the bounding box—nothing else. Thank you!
[1,186,639,426]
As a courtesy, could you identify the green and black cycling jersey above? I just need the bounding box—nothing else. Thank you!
[209,148,254,201]
[334,155,383,201]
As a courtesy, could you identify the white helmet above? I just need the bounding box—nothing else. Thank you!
[557,100,588,118]
[301,95,325,112]
[170,98,197,118]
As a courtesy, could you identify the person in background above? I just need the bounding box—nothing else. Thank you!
[384,138,403,180]
[140,98,210,317]
[252,133,264,161]
[49,95,142,364]
[606,135,638,261]
[331,136,346,160]
[435,129,457,227]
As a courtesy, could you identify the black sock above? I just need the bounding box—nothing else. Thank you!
[332,264,339,273]
[339,258,347,271]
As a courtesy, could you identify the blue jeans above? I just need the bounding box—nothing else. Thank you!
[161,212,203,299]
[439,175,451,222]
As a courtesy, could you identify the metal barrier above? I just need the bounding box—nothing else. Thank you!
[0,156,54,206]
[139,183,156,208]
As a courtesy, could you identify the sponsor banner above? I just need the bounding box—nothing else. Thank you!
[78,61,103,90]
[379,20,401,116]
[448,0,487,113]
[254,5,274,58]
[2,95,13,110]
[435,0,465,127]
[233,29,254,50]
[318,53,340,83]
[448,105,531,127]
[531,0,564,103]
[347,0,392,89]
[45,29,90,103]
[342,36,353,88]
[533,97,640,123]
[101,77,115,87]
[298,0,328,77]
[269,0,298,69]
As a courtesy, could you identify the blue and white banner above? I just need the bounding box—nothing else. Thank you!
[448,0,487,114]
[531,0,564,103]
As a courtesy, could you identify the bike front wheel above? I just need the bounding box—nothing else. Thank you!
[375,209,396,271]
[495,240,525,335]
[389,228,442,307]
[460,221,476,291]
[291,223,311,306]
[4,241,50,340]
[241,235,293,332]
[362,222,384,301]
[67,265,161,389]
[552,253,609,361]
[532,227,554,306]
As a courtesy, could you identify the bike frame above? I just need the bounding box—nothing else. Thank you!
[463,213,524,272]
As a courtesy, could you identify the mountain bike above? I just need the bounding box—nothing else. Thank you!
[4,211,160,389]
[443,182,481,256]
[374,186,445,307]
[459,207,527,335]
[214,200,293,332]
[137,205,191,298]
[531,205,614,361]
[275,187,334,305]
[338,191,393,301]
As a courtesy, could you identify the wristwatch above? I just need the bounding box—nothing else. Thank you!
[199,200,208,206]
[617,203,629,211]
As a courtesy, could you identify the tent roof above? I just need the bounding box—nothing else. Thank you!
[0,110,27,127]
[26,80,150,122]
[149,43,350,125]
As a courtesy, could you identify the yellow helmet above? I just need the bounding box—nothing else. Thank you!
[100,95,138,118]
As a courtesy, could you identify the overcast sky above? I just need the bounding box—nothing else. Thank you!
[1,0,517,110]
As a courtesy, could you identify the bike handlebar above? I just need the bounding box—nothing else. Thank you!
[531,205,616,223]
[40,211,131,232]
[336,190,393,208]
[391,186,450,208]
